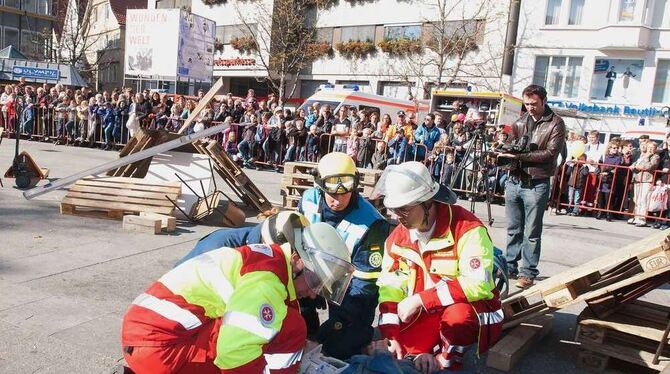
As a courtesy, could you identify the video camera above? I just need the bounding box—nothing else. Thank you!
[492,135,531,167]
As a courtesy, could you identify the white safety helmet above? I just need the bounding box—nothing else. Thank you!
[296,222,354,306]
[371,161,457,209]
[260,211,310,251]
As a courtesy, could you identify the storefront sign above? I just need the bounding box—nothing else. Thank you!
[213,58,256,67]
[548,100,665,118]
[12,66,60,81]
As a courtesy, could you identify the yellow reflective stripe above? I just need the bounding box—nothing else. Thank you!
[264,350,303,370]
[390,244,427,273]
[478,309,504,325]
[132,293,202,330]
[222,311,278,341]
[378,313,400,325]
[455,226,495,302]
[353,270,381,280]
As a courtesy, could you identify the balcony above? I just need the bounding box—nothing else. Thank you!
[597,25,652,52]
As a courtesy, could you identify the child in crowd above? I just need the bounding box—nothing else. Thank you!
[225,132,238,160]
[595,141,623,221]
[356,128,375,168]
[568,153,590,216]
[387,128,408,165]
[440,152,456,186]
[371,140,388,170]
[346,126,359,161]
[306,125,320,162]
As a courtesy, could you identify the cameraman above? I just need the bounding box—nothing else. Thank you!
[496,85,566,289]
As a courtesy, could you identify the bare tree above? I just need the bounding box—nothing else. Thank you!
[51,0,111,86]
[386,0,506,98]
[235,0,330,102]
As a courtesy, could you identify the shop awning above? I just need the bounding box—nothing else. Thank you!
[0,52,88,87]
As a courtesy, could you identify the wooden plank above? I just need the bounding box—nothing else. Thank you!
[75,179,181,194]
[64,191,174,208]
[61,197,174,215]
[139,212,177,232]
[81,176,182,188]
[579,340,667,371]
[177,78,224,134]
[123,215,161,234]
[69,185,178,200]
[60,203,125,220]
[638,249,670,273]
[486,314,554,371]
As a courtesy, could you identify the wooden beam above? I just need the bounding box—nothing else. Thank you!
[487,314,554,371]
[122,215,161,234]
[177,78,224,134]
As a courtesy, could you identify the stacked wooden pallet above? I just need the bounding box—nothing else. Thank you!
[502,230,670,328]
[280,161,382,210]
[193,139,272,213]
[60,177,181,219]
[488,230,670,371]
[576,300,669,373]
[107,128,170,178]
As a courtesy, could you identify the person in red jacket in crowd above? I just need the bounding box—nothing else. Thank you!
[372,161,503,373]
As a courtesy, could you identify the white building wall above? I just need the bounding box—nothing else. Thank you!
[152,0,510,99]
[512,0,670,136]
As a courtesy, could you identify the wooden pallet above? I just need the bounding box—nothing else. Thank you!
[502,230,670,328]
[60,177,181,220]
[193,139,272,213]
[575,300,670,372]
[282,161,381,185]
[106,128,170,178]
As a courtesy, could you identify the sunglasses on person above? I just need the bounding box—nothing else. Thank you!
[389,203,420,218]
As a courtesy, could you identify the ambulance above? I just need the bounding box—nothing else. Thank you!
[299,84,429,118]
[430,89,523,126]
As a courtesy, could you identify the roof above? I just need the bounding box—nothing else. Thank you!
[54,0,90,38]
[109,0,147,25]
[0,46,28,60]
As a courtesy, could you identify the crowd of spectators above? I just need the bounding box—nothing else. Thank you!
[2,80,667,226]
[556,130,670,229]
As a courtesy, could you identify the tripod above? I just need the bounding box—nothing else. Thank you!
[449,130,494,226]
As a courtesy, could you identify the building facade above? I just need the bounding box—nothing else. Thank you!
[511,0,670,138]
[0,0,56,60]
[147,0,511,100]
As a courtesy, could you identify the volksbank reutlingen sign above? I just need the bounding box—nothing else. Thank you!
[548,100,665,117]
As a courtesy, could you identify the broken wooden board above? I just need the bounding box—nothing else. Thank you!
[139,212,177,232]
[61,177,181,220]
[502,230,670,326]
[486,314,554,372]
[106,128,171,178]
[575,300,670,372]
[123,215,162,234]
[177,78,224,134]
[193,139,271,213]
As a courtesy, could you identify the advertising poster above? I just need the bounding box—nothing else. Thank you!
[589,58,644,103]
[124,9,180,77]
[177,11,215,81]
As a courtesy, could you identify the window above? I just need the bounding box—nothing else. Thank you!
[316,28,333,43]
[3,27,19,49]
[619,0,636,22]
[38,0,51,15]
[4,0,20,8]
[23,0,38,13]
[91,6,97,23]
[568,0,584,25]
[379,81,413,100]
[300,80,328,98]
[428,20,485,46]
[21,31,37,56]
[653,60,670,103]
[155,0,191,10]
[533,56,583,98]
[105,4,110,19]
[340,26,375,42]
[216,24,255,44]
[545,0,562,25]
[384,25,421,40]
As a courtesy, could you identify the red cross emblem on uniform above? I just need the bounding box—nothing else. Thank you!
[260,304,275,325]
[469,258,481,270]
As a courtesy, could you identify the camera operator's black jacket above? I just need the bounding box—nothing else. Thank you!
[508,106,566,180]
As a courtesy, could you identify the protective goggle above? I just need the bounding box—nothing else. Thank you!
[320,174,357,195]
[389,203,421,218]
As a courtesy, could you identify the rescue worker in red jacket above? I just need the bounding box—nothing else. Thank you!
[372,161,503,373]
[120,221,354,374]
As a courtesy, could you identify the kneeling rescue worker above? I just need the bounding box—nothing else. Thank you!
[298,152,390,360]
[120,222,354,374]
[373,161,503,372]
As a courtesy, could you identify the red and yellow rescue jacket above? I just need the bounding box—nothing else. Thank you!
[122,243,305,373]
[376,203,502,352]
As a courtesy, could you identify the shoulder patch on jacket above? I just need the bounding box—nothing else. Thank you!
[248,244,274,257]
